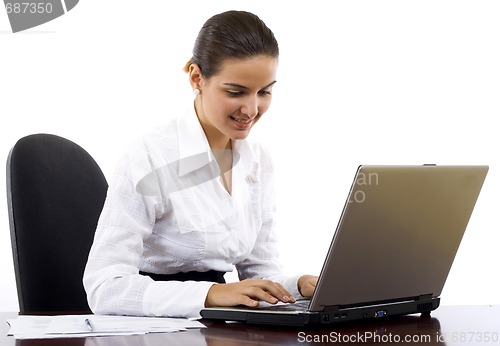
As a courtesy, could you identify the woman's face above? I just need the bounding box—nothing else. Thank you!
[192,55,278,147]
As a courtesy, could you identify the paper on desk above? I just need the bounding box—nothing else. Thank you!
[7,315,53,338]
[6,314,206,339]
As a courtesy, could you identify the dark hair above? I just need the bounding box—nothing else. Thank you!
[184,10,279,78]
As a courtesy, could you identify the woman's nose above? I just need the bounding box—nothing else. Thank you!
[240,96,259,118]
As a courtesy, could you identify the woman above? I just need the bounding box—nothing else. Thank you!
[83,10,317,318]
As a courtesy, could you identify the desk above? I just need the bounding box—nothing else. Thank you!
[2,305,499,345]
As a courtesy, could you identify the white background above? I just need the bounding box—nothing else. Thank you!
[1,1,499,312]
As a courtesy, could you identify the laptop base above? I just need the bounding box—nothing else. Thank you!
[201,297,440,327]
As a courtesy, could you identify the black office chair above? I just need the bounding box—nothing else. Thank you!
[6,134,108,313]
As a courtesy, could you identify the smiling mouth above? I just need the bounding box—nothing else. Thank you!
[229,116,254,124]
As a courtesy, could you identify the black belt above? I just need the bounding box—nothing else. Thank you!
[140,270,226,284]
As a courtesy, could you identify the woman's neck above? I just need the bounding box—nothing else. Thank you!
[207,135,231,151]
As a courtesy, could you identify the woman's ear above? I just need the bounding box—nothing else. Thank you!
[189,64,204,91]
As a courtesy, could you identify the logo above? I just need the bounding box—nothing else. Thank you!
[3,0,79,33]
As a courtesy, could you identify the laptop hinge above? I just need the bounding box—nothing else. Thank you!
[321,294,434,312]
[323,305,340,312]
[418,293,433,300]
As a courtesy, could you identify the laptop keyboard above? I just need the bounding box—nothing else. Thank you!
[254,299,310,312]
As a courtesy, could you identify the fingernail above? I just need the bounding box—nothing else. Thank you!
[283,296,290,302]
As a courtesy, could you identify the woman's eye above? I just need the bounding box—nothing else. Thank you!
[226,89,271,97]
[226,90,242,97]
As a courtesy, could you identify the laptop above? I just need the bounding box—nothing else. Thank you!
[200,165,489,326]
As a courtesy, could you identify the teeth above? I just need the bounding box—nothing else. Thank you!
[231,117,252,124]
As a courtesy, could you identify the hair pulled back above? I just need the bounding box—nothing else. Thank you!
[184,10,279,78]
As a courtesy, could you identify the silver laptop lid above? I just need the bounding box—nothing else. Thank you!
[309,165,488,312]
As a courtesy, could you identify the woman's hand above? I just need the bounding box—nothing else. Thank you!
[205,279,296,308]
[298,275,318,297]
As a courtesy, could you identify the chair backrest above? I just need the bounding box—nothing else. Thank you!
[6,134,108,313]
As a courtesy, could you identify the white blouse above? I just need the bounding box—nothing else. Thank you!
[83,107,300,318]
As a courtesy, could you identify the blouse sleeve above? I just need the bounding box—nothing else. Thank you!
[83,137,214,318]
